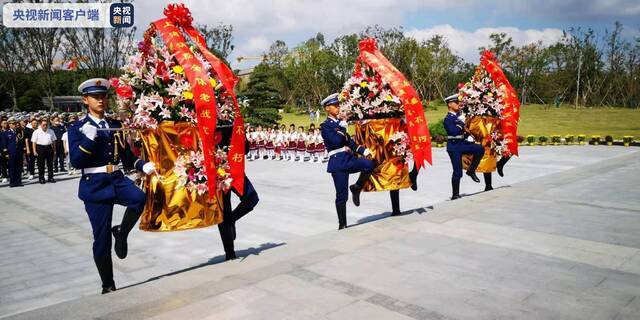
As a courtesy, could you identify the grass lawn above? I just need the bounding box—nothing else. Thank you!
[279,104,640,139]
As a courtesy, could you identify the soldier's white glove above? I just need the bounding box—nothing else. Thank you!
[80,122,97,141]
[363,148,372,157]
[457,114,466,123]
[339,120,348,129]
[466,135,475,143]
[142,162,156,175]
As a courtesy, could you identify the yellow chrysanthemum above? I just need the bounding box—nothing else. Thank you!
[360,81,368,88]
[182,91,194,100]
[217,168,226,176]
[386,95,393,101]
[173,66,184,74]
[210,78,218,87]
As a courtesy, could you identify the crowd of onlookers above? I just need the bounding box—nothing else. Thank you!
[0,111,87,187]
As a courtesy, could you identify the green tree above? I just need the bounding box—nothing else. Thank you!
[197,23,235,61]
[242,64,284,126]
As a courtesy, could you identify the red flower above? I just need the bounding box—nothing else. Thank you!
[180,132,194,147]
[109,78,120,88]
[155,61,166,76]
[368,92,375,98]
[163,3,193,27]
[115,85,133,99]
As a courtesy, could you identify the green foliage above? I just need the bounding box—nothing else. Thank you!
[241,64,284,127]
[565,134,575,144]
[527,135,536,144]
[428,119,447,139]
[538,135,548,144]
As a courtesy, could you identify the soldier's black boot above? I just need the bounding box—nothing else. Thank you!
[466,154,482,183]
[93,255,116,294]
[497,156,511,177]
[484,173,493,191]
[409,166,418,191]
[218,222,236,261]
[390,190,401,216]
[112,207,142,259]
[451,179,461,200]
[220,193,236,260]
[350,170,373,207]
[336,203,347,230]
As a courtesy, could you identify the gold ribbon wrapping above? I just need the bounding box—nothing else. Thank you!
[138,122,223,231]
[354,119,411,192]
[462,116,499,173]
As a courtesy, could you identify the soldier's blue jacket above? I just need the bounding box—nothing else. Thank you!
[1,129,24,157]
[68,116,145,203]
[444,112,465,137]
[320,117,366,173]
[444,111,473,151]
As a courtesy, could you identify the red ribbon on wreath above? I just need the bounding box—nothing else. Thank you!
[479,50,520,157]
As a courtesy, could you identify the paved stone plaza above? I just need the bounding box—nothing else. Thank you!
[1,146,639,319]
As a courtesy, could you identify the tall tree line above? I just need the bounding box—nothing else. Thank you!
[1,20,639,112]
[252,22,640,112]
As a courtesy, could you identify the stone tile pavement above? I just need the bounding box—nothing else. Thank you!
[1,146,639,319]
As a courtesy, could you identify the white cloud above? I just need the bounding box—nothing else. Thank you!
[234,36,271,61]
[406,25,564,62]
[133,0,444,67]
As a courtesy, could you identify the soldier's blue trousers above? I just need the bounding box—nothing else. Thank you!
[8,155,23,186]
[83,173,146,257]
[447,141,485,180]
[331,157,375,205]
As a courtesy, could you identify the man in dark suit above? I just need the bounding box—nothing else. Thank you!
[68,78,156,294]
[319,93,374,230]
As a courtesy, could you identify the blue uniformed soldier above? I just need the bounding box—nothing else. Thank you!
[0,117,25,187]
[443,93,483,200]
[68,78,156,294]
[320,93,375,230]
[215,124,260,260]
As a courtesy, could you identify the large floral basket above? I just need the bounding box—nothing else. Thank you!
[339,38,432,192]
[112,4,246,231]
[139,122,223,231]
[354,118,412,191]
[458,50,520,164]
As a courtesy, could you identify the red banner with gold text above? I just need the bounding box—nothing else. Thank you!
[181,22,245,195]
[480,51,520,157]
